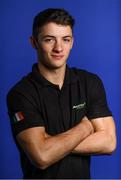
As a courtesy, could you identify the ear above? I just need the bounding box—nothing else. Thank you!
[29,36,38,49]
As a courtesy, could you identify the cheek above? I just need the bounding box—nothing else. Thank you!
[64,46,72,54]
[39,44,51,53]
[39,48,51,58]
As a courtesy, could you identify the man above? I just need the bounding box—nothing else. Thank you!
[7,8,116,179]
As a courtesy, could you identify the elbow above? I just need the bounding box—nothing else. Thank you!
[39,164,48,170]
[33,154,50,170]
[106,144,116,155]
[38,162,48,170]
[106,135,117,154]
[108,141,116,154]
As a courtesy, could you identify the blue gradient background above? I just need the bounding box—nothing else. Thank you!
[0,0,121,178]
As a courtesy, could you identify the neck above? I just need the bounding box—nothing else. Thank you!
[38,63,66,89]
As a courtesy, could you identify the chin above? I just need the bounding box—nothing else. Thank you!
[47,63,66,70]
[47,60,66,68]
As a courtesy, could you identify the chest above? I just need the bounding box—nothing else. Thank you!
[38,83,87,135]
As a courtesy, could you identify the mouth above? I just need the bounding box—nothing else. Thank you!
[51,55,64,60]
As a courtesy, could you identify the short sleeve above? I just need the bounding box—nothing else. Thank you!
[86,75,112,119]
[7,90,45,136]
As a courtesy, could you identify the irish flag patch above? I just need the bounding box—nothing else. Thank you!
[13,111,24,123]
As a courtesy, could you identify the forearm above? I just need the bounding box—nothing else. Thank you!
[17,117,94,169]
[72,131,115,155]
[40,120,92,168]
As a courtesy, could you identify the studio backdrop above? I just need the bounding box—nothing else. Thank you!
[0,0,121,178]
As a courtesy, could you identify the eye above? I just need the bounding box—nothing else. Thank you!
[44,38,55,43]
[63,38,71,43]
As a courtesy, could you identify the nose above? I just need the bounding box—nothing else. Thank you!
[53,40,63,53]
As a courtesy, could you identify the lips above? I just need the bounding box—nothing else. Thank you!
[51,55,64,60]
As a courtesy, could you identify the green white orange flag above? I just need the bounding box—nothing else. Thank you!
[13,111,24,123]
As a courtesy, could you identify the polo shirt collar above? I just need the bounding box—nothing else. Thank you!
[31,63,78,87]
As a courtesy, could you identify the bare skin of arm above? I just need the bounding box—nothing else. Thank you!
[72,116,117,155]
[16,117,94,169]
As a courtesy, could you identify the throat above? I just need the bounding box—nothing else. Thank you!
[49,73,64,89]
[38,63,66,89]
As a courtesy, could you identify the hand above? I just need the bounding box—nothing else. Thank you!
[80,116,94,135]
[45,132,51,138]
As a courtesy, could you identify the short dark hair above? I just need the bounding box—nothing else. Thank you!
[32,8,75,38]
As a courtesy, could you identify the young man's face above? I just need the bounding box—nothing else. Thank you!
[33,22,74,70]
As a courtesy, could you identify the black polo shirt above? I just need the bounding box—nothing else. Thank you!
[7,63,112,179]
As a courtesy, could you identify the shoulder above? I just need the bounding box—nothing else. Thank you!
[70,67,102,85]
[7,74,31,96]
[7,73,39,104]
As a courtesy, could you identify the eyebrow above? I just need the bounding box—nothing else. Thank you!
[41,35,73,39]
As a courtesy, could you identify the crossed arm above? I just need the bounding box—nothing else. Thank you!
[72,116,116,155]
[16,116,116,169]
